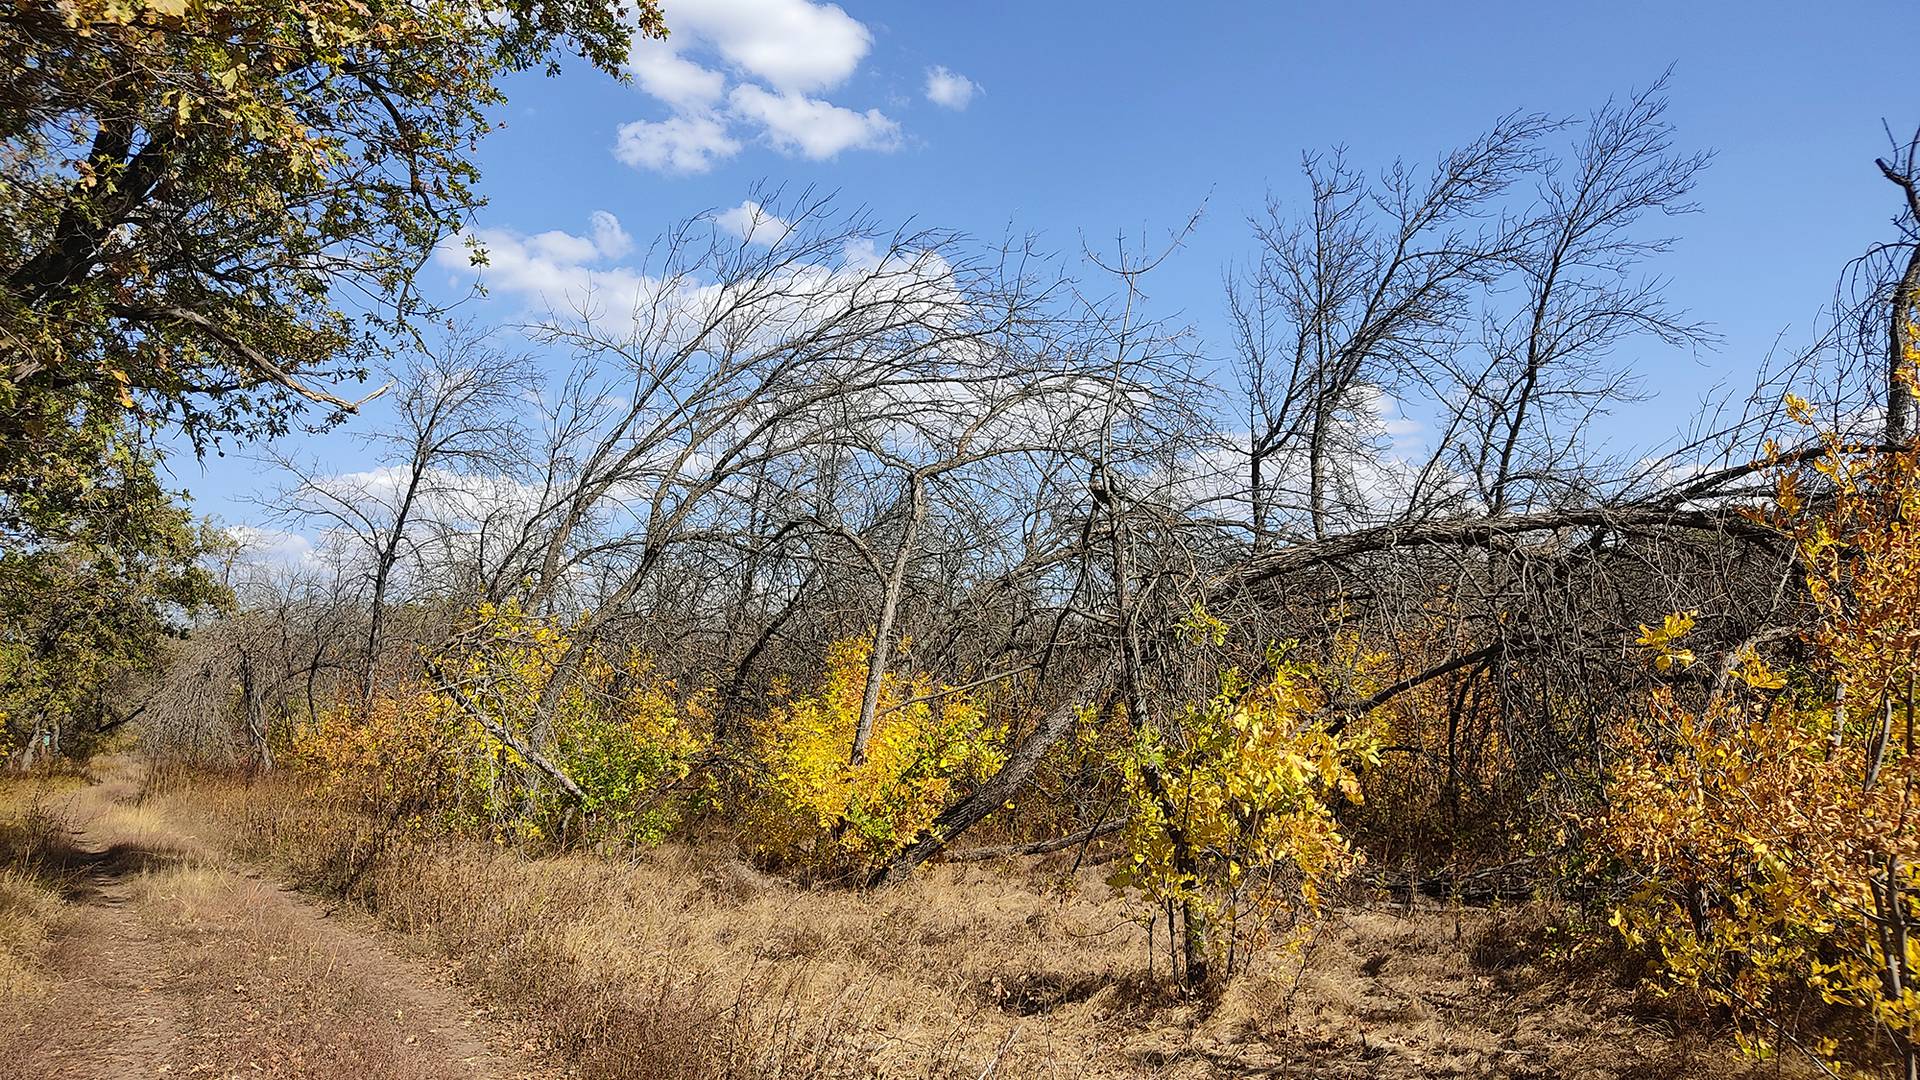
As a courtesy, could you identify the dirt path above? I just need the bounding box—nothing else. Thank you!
[7,762,561,1080]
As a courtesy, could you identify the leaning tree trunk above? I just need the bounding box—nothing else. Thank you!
[1887,242,1919,445]
[1879,154,1920,445]
[851,475,927,765]
[871,663,1111,886]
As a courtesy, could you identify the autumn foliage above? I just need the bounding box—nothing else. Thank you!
[289,618,1010,883]
[1111,618,1379,979]
[740,637,1004,876]
[1602,386,1920,1073]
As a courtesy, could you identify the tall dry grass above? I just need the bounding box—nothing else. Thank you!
[0,777,83,1003]
[151,770,1820,1080]
[193,772,1138,1078]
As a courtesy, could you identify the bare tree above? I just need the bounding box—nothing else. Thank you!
[265,326,531,702]
[436,195,1179,768]
[1227,110,1554,541]
[1474,75,1712,515]
[1874,127,1920,443]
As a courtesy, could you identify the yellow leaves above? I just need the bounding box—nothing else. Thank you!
[1635,610,1697,672]
[1638,609,1696,645]
[1783,392,1813,425]
[1729,647,1786,691]
[1773,470,1801,517]
[107,368,133,408]
[1336,773,1365,806]
[291,602,711,846]
[1178,602,1229,647]
[743,637,1002,871]
[1116,651,1370,965]
[74,0,189,20]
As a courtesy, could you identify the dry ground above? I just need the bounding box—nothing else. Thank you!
[0,762,560,1079]
[0,762,1824,1078]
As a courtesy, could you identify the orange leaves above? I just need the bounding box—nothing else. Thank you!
[285,688,465,833]
[1603,391,1920,1068]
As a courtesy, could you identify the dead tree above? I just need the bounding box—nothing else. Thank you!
[1874,128,1920,444]
[266,326,531,703]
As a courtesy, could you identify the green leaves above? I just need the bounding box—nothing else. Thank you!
[0,425,229,760]
[1,0,666,546]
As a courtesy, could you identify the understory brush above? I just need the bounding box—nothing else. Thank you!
[163,770,1808,1080]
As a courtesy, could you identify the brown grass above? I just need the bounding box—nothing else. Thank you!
[0,776,85,1002]
[146,771,1830,1080]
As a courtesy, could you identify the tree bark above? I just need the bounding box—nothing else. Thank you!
[1887,242,1919,445]
[1878,156,1920,444]
[946,818,1125,862]
[872,664,1111,886]
[851,475,927,765]
[423,657,587,804]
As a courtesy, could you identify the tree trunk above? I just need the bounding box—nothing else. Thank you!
[424,657,586,804]
[851,475,927,765]
[1879,155,1920,443]
[1103,472,1210,987]
[1887,242,1919,445]
[871,664,1111,886]
[239,652,273,770]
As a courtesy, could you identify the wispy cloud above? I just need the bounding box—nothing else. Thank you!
[713,200,791,245]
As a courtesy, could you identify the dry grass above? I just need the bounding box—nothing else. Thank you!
[149,772,1831,1080]
[0,775,85,1002]
[204,778,1090,1077]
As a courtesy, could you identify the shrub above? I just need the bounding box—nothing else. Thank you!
[1602,396,1920,1073]
[288,601,708,849]
[740,637,1004,876]
[1111,632,1379,981]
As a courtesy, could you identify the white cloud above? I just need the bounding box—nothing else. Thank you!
[436,212,658,314]
[668,0,870,93]
[1351,384,1423,448]
[439,207,972,371]
[613,114,742,174]
[617,0,902,175]
[924,66,980,110]
[525,229,598,265]
[628,38,727,110]
[588,210,633,260]
[224,524,315,567]
[479,211,635,275]
[713,200,791,246]
[728,85,899,160]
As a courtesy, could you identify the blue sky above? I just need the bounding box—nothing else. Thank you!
[174,0,1914,534]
